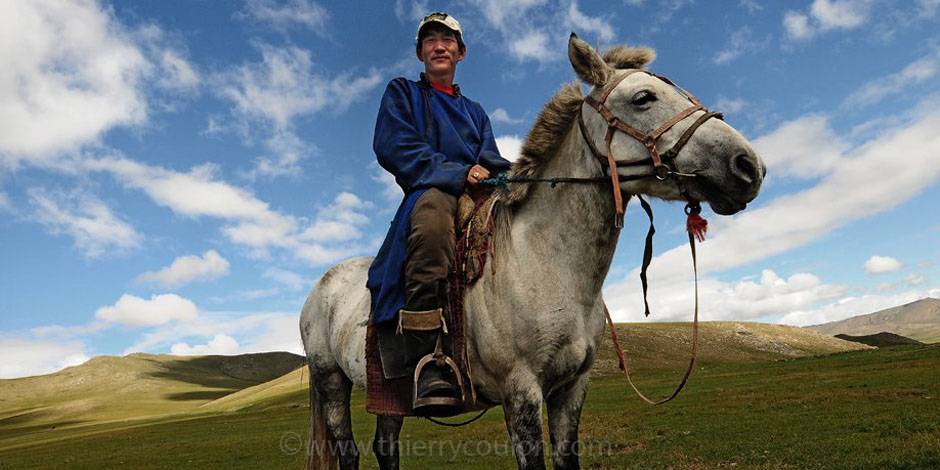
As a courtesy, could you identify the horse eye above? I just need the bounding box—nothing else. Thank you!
[631,90,657,106]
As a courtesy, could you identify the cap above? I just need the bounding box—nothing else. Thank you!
[415,12,463,44]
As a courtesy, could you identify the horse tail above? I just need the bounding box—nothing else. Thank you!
[305,363,339,470]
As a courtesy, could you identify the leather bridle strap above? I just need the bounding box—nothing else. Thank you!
[661,111,724,165]
[602,211,701,406]
[581,70,725,205]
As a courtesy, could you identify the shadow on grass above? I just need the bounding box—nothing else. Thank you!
[140,352,304,392]
[164,391,236,401]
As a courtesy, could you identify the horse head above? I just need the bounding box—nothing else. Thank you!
[569,33,765,216]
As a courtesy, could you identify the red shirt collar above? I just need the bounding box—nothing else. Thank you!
[430,81,455,96]
[420,73,461,97]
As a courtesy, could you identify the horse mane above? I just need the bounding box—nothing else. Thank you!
[601,45,656,70]
[500,45,656,207]
[501,81,584,206]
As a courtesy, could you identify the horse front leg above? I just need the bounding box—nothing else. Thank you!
[373,415,403,470]
[546,374,589,470]
[502,376,547,470]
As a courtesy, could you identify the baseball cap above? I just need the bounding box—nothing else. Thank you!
[415,12,463,45]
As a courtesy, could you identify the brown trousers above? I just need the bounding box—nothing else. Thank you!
[404,188,457,311]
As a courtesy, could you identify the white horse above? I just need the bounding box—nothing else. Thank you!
[300,34,765,470]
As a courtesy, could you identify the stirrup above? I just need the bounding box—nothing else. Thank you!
[412,336,465,416]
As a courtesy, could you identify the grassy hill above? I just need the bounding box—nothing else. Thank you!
[0,322,877,468]
[196,321,869,413]
[808,297,940,343]
[0,351,303,441]
[1,343,937,469]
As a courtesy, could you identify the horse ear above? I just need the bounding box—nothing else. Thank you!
[568,32,610,87]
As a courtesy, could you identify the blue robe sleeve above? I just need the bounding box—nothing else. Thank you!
[373,79,471,196]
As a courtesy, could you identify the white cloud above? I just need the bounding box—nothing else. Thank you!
[842,54,940,108]
[137,250,230,287]
[215,44,382,129]
[211,44,382,179]
[135,24,200,94]
[370,162,403,202]
[496,135,524,162]
[752,115,849,179]
[263,268,307,291]
[394,0,431,22]
[810,0,871,30]
[95,293,199,328]
[156,48,200,92]
[783,0,875,41]
[469,0,547,31]
[510,30,552,63]
[921,0,940,16]
[783,11,814,40]
[240,315,304,354]
[864,255,904,274]
[714,96,748,114]
[780,287,940,326]
[239,0,329,33]
[876,282,896,292]
[0,190,11,212]
[171,334,240,356]
[491,108,524,125]
[0,338,89,379]
[86,157,287,221]
[604,104,940,320]
[121,311,298,355]
[566,1,615,44]
[0,0,148,167]
[209,288,281,303]
[739,0,763,13]
[606,269,847,322]
[904,274,926,286]
[28,187,142,258]
[299,192,371,243]
[86,155,372,265]
[244,129,317,180]
[655,0,695,23]
[464,0,616,64]
[713,27,768,65]
[466,0,559,63]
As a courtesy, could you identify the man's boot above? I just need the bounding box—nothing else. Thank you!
[397,307,462,415]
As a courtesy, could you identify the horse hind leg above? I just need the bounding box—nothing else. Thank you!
[373,415,404,470]
[306,362,359,470]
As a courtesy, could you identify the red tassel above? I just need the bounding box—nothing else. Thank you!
[687,212,708,243]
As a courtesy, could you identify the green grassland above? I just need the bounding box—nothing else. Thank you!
[2,325,938,469]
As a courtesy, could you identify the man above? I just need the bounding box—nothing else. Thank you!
[366,12,511,411]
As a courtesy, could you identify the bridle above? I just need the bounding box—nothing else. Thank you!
[577,69,723,405]
[577,69,723,228]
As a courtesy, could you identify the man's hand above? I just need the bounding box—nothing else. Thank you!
[466,164,490,186]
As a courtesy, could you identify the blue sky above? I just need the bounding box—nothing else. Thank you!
[2,0,939,378]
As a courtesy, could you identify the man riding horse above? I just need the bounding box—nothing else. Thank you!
[366,12,511,414]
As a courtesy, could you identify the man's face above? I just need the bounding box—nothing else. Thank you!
[417,29,465,76]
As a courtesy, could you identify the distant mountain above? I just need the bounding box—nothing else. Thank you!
[835,332,924,347]
[0,352,303,432]
[806,298,940,344]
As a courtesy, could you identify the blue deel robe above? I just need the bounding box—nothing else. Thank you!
[366,76,512,324]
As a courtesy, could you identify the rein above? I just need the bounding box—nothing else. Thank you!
[477,69,719,405]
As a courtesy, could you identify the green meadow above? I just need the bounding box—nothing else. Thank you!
[1,325,938,469]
